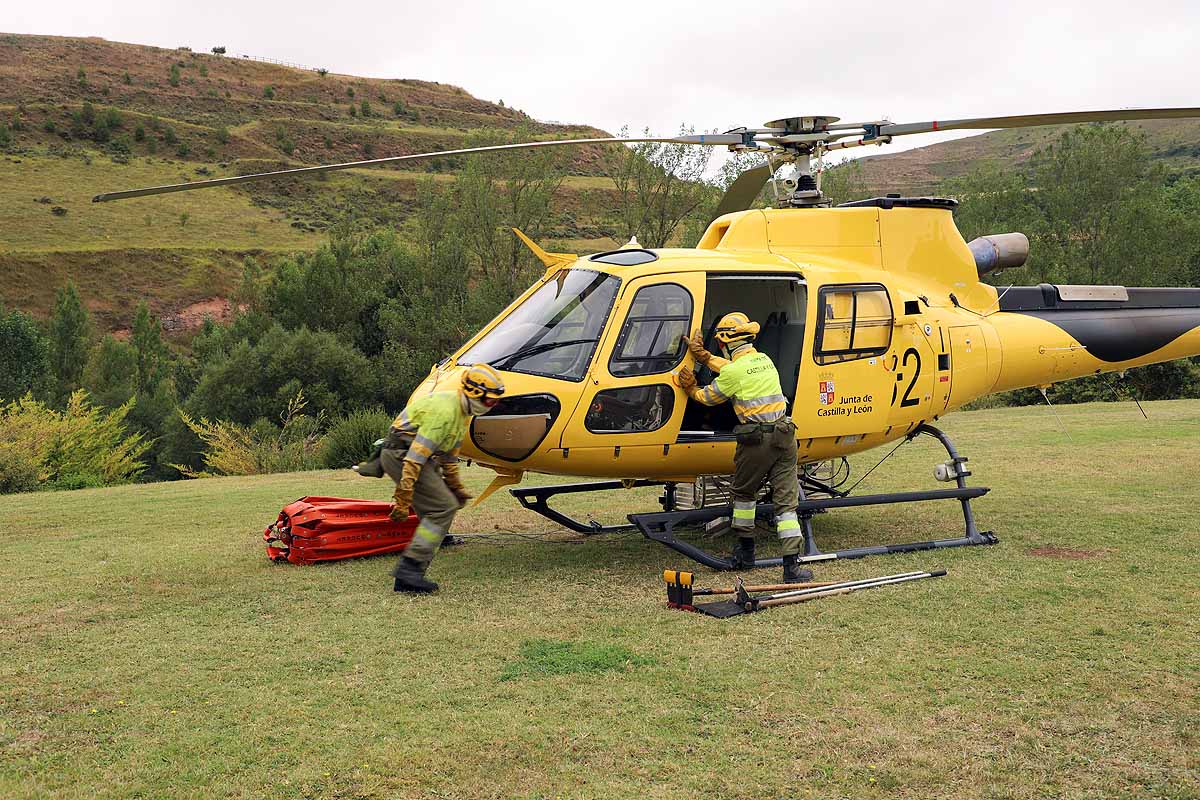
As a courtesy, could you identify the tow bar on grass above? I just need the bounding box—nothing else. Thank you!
[665,568,947,618]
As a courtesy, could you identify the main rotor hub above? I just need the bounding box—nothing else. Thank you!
[763,115,841,134]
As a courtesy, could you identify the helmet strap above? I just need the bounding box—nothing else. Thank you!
[466,395,492,416]
[728,340,753,358]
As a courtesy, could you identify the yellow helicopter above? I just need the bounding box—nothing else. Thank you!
[96,107,1200,569]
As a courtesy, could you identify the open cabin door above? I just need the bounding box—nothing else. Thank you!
[559,273,705,469]
[679,274,807,439]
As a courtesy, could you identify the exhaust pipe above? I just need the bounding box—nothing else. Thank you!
[968,232,1029,275]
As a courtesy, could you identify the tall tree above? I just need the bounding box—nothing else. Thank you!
[0,306,52,402]
[82,335,137,410]
[943,124,1181,288]
[130,301,171,394]
[48,282,92,405]
[602,126,716,249]
[1029,125,1174,286]
[451,127,569,296]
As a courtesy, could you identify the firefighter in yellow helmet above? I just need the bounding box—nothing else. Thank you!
[678,312,812,583]
[373,364,505,593]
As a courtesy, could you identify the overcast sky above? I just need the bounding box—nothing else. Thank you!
[6,0,1199,157]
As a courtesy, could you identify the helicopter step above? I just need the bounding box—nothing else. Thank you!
[511,479,667,534]
[629,423,997,570]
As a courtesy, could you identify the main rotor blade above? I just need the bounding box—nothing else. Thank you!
[878,107,1200,138]
[93,133,744,202]
[711,162,773,220]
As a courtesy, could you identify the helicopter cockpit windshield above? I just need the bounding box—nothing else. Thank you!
[458,269,621,381]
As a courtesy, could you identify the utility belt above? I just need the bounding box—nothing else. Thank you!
[383,428,414,451]
[383,429,450,467]
[733,418,794,446]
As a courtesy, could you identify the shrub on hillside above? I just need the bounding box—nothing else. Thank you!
[320,407,392,469]
[0,447,40,494]
[45,472,106,491]
[0,390,149,492]
[177,391,324,476]
[275,127,295,155]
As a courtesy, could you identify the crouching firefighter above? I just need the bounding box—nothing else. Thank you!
[360,364,506,593]
[677,312,813,583]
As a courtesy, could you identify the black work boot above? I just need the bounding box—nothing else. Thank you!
[782,554,813,584]
[730,536,755,568]
[392,557,439,593]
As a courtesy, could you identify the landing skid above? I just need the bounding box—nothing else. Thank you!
[511,479,667,534]
[628,424,998,570]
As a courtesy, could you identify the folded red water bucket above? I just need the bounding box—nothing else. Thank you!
[264,496,418,565]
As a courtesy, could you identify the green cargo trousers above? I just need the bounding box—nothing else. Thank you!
[730,419,804,555]
[380,442,462,566]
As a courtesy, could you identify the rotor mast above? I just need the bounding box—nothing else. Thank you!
[734,115,893,209]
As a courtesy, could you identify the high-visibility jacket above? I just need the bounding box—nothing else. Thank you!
[390,391,468,465]
[687,347,788,423]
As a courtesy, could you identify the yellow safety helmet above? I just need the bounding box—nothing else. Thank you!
[460,364,506,407]
[714,311,760,346]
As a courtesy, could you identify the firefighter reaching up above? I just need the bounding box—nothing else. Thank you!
[678,312,813,583]
[357,364,506,593]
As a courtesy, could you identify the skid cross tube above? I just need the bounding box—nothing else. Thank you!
[511,479,666,534]
[629,423,996,570]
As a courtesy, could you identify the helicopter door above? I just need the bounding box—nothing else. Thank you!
[802,283,921,437]
[679,274,807,437]
[559,273,705,461]
[944,325,989,410]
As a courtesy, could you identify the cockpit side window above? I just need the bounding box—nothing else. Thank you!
[608,283,692,377]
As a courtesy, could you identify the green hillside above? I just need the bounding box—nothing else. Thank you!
[3,400,1198,798]
[0,33,621,331]
[853,117,1200,196]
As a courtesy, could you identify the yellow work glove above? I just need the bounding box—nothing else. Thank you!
[677,365,697,392]
[390,459,421,521]
[440,460,472,507]
[683,329,715,366]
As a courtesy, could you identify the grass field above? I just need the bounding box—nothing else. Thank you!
[2,401,1198,799]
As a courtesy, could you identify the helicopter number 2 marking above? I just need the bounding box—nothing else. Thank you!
[890,348,922,408]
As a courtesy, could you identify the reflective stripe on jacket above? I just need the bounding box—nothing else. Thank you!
[689,348,788,423]
[390,391,468,464]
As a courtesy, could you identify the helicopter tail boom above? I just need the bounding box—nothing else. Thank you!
[987,285,1200,393]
